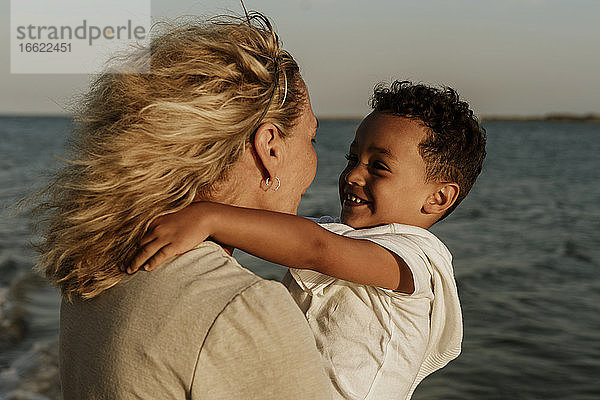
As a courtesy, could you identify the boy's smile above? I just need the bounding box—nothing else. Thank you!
[338,112,442,229]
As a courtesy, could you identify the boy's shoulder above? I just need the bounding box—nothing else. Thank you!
[313,217,447,250]
[313,217,453,273]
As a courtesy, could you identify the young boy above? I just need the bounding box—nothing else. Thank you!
[130,81,486,399]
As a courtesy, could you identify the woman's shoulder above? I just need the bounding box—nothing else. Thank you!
[166,242,300,312]
[161,241,264,297]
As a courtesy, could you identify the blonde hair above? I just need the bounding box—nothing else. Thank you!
[34,13,306,300]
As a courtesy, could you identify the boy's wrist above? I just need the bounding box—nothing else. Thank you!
[203,201,223,237]
[188,201,216,237]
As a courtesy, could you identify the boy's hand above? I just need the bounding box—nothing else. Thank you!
[127,202,214,274]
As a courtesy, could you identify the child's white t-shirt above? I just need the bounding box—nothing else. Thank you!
[283,217,463,400]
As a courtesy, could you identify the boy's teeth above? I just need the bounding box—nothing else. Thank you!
[347,194,364,204]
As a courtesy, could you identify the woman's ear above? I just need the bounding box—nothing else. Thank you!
[252,123,284,180]
[422,183,460,215]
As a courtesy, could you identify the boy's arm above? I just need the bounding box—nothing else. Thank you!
[131,202,414,293]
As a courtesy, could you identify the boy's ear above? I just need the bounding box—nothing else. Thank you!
[422,183,460,215]
[252,122,284,179]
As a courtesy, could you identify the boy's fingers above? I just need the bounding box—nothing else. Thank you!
[127,239,166,274]
[143,245,175,271]
[140,231,157,246]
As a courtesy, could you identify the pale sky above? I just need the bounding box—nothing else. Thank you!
[1,0,599,117]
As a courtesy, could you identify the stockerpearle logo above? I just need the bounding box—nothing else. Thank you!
[10,0,151,74]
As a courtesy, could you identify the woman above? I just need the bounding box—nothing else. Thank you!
[35,13,332,399]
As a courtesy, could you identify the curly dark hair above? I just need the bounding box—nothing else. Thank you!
[371,80,486,220]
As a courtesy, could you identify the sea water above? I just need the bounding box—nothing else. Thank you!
[1,116,599,399]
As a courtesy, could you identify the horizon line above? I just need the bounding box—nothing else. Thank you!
[1,112,599,122]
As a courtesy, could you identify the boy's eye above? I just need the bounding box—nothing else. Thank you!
[373,161,390,171]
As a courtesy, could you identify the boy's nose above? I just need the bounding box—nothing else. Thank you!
[345,164,367,186]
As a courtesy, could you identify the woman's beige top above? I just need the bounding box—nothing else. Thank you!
[60,241,333,399]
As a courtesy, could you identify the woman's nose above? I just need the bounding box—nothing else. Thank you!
[345,164,367,186]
